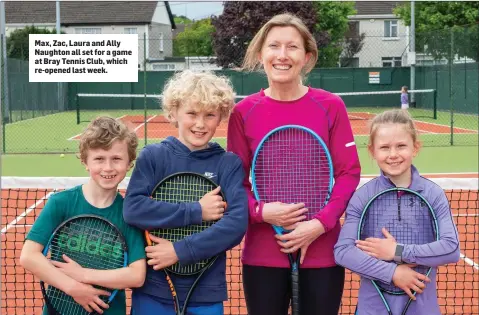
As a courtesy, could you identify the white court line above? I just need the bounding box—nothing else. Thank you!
[1,191,54,234]
[417,128,436,134]
[134,115,157,132]
[416,120,479,133]
[460,253,479,271]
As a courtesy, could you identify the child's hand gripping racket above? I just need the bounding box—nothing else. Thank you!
[41,214,128,315]
[144,172,226,315]
[357,188,439,315]
[251,125,334,315]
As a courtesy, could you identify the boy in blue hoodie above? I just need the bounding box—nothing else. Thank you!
[123,70,248,315]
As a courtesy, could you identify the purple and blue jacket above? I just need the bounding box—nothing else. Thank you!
[334,166,460,315]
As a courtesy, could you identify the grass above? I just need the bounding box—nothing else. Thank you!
[2,146,478,177]
[1,107,477,177]
[3,108,477,154]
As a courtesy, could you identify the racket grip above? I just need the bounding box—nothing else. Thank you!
[291,270,300,315]
[144,231,153,246]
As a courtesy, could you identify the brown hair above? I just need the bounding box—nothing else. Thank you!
[79,116,138,164]
[161,70,235,126]
[242,13,318,75]
[368,109,421,149]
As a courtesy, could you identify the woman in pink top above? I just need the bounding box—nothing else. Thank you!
[227,13,361,315]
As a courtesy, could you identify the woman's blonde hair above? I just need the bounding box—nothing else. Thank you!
[79,116,138,164]
[242,13,318,75]
[368,109,421,149]
[161,70,235,126]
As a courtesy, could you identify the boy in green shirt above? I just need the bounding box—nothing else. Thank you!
[20,116,147,315]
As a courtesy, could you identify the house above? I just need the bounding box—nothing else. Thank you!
[348,1,409,68]
[4,1,176,69]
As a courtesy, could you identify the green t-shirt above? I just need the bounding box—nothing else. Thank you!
[26,185,146,315]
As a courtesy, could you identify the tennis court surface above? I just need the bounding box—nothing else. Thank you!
[2,176,478,314]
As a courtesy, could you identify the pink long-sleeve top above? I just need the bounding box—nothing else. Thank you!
[227,87,361,268]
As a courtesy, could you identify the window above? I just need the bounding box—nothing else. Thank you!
[75,28,102,34]
[384,20,398,38]
[124,28,137,34]
[159,32,164,52]
[348,21,360,37]
[152,64,175,71]
[382,57,402,67]
[340,57,359,68]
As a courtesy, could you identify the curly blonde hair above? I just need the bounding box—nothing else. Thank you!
[161,70,235,126]
[242,13,318,75]
[79,116,138,164]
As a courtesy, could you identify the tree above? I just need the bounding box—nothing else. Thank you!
[211,2,330,68]
[312,1,361,67]
[7,26,59,60]
[173,15,192,25]
[394,2,479,61]
[340,22,365,67]
[173,18,215,57]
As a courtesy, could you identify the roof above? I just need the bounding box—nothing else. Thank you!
[5,1,175,27]
[172,24,186,39]
[354,1,405,15]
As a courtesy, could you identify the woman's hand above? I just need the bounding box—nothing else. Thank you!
[262,202,308,227]
[275,219,325,264]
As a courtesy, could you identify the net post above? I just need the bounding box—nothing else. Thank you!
[433,89,437,120]
[76,94,80,124]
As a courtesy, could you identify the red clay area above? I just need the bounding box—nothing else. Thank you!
[70,113,477,140]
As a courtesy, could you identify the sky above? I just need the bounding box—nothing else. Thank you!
[169,1,225,20]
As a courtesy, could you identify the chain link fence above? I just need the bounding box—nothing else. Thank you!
[1,24,477,154]
[414,23,478,146]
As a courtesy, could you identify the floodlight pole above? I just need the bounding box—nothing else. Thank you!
[56,1,62,112]
[1,0,10,127]
[410,0,416,106]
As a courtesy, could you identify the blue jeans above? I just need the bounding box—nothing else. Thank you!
[131,291,224,315]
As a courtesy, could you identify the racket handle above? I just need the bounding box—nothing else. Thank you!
[291,270,300,315]
[144,231,153,246]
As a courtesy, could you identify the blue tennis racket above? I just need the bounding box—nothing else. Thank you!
[251,125,334,315]
[40,214,128,315]
[357,188,439,315]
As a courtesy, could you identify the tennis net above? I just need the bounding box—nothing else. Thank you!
[1,176,478,315]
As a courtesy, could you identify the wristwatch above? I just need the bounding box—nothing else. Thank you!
[394,244,404,263]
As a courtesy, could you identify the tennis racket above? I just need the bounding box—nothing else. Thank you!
[40,214,128,315]
[144,172,226,315]
[251,125,334,315]
[357,187,439,315]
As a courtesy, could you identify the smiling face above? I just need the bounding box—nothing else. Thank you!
[170,101,222,151]
[83,139,131,192]
[258,26,312,86]
[369,123,420,186]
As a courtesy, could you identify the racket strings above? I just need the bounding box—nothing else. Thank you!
[254,128,331,219]
[360,191,437,294]
[151,175,219,274]
[45,217,126,315]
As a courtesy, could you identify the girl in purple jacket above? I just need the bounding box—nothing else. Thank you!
[334,109,460,315]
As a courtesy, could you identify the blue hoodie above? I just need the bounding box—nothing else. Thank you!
[123,136,248,305]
